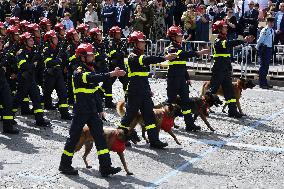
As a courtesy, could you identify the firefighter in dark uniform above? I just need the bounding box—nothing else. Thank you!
[39,18,52,33]
[54,23,65,44]
[42,30,72,120]
[108,26,128,94]
[119,31,176,149]
[76,23,89,43]
[256,16,275,89]
[0,36,19,134]
[208,20,254,118]
[59,43,123,176]
[9,16,20,26]
[65,28,80,105]
[165,26,210,131]
[88,27,114,108]
[13,32,51,127]
[19,20,30,33]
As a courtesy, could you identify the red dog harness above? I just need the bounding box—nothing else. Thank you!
[111,137,126,153]
[161,112,175,132]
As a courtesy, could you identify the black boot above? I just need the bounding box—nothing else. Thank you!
[147,128,168,149]
[35,113,51,127]
[60,110,72,120]
[105,100,116,109]
[21,106,33,115]
[185,115,201,132]
[59,154,78,175]
[100,165,122,177]
[44,104,57,110]
[3,121,19,134]
[228,103,243,118]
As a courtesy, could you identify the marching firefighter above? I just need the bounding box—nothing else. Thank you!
[39,18,52,34]
[42,30,72,120]
[19,20,30,33]
[65,28,80,105]
[165,25,209,132]
[0,36,19,134]
[13,32,51,127]
[88,27,114,108]
[59,43,124,176]
[9,16,20,26]
[118,31,176,149]
[54,23,65,44]
[108,26,128,94]
[208,20,254,117]
[76,23,89,43]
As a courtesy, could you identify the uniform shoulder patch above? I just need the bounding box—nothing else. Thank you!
[16,49,23,56]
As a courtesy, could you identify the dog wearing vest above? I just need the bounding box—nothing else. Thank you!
[117,101,182,145]
[201,77,256,115]
[75,126,141,175]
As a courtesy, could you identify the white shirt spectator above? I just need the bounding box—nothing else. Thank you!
[84,10,99,28]
[276,12,284,30]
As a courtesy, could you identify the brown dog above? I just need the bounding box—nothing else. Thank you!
[117,101,182,145]
[74,126,140,175]
[201,77,256,115]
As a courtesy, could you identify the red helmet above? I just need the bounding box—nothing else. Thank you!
[54,23,64,32]
[39,18,51,27]
[77,23,89,32]
[0,22,4,29]
[19,32,32,44]
[212,20,227,32]
[19,20,30,30]
[44,30,57,42]
[89,27,102,37]
[128,31,145,43]
[9,16,20,25]
[109,26,121,36]
[66,28,78,40]
[167,25,183,38]
[75,43,94,57]
[7,25,19,35]
[27,23,39,32]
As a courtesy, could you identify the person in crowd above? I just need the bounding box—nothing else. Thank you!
[130,4,147,32]
[10,0,22,18]
[115,0,130,32]
[255,3,265,21]
[243,1,259,41]
[213,3,226,22]
[57,0,71,20]
[165,0,174,29]
[101,0,117,35]
[274,3,284,44]
[62,12,74,31]
[225,8,237,40]
[151,0,167,42]
[195,4,210,42]
[84,3,99,28]
[33,0,44,23]
[181,4,197,42]
[142,0,155,39]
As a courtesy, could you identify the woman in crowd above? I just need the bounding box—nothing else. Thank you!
[151,0,166,42]
[224,8,237,40]
[84,3,99,28]
[130,4,147,32]
[181,4,197,42]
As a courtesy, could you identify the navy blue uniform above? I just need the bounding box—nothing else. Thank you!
[107,38,128,93]
[209,36,244,115]
[165,43,199,130]
[61,65,112,168]
[101,5,117,35]
[119,50,165,144]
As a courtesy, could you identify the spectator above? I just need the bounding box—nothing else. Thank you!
[130,4,147,32]
[0,1,5,22]
[207,0,218,21]
[243,1,259,40]
[255,3,265,21]
[151,0,167,42]
[84,3,99,28]
[57,0,71,19]
[62,12,74,30]
[263,0,274,18]
[22,2,35,22]
[10,0,22,18]
[274,3,284,44]
[115,0,130,30]
[213,3,226,22]
[174,0,187,26]
[181,4,197,41]
[47,0,59,25]
[165,0,174,29]
[101,0,117,35]
[33,0,44,23]
[195,4,210,42]
[142,0,155,39]
[225,8,237,40]
[68,0,84,28]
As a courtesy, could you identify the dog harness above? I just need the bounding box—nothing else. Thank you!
[161,112,175,132]
[111,134,126,153]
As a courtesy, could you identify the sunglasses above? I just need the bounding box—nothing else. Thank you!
[228,11,233,13]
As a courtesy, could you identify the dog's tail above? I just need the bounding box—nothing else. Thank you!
[116,101,126,117]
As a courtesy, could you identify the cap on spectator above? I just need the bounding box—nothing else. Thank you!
[75,43,94,57]
[44,30,57,42]
[27,23,40,32]
[89,27,102,37]
[66,28,78,40]
[9,16,20,25]
[77,23,89,33]
[54,23,65,31]
[167,25,183,38]
[128,31,145,43]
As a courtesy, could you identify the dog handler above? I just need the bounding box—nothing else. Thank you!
[165,25,210,132]
[207,20,254,118]
[59,43,124,176]
[118,31,176,149]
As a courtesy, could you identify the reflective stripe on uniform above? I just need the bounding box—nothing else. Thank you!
[168,61,186,66]
[222,40,226,48]
[182,109,192,115]
[82,72,91,83]
[118,125,128,129]
[18,60,27,69]
[73,86,100,94]
[138,55,144,65]
[99,86,105,93]
[128,72,149,77]
[213,54,231,58]
[145,124,156,130]
[69,55,76,62]
[104,94,112,97]
[44,58,53,64]
[0,105,3,109]
[34,109,43,113]
[12,109,18,112]
[2,116,13,120]
[97,149,110,155]
[23,97,29,102]
[59,104,68,108]
[63,150,73,157]
[108,50,117,57]
[226,99,237,104]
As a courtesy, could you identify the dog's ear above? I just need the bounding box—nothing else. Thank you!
[168,103,174,110]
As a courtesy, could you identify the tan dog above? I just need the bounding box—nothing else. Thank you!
[201,77,256,115]
[75,126,140,175]
[117,101,182,145]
